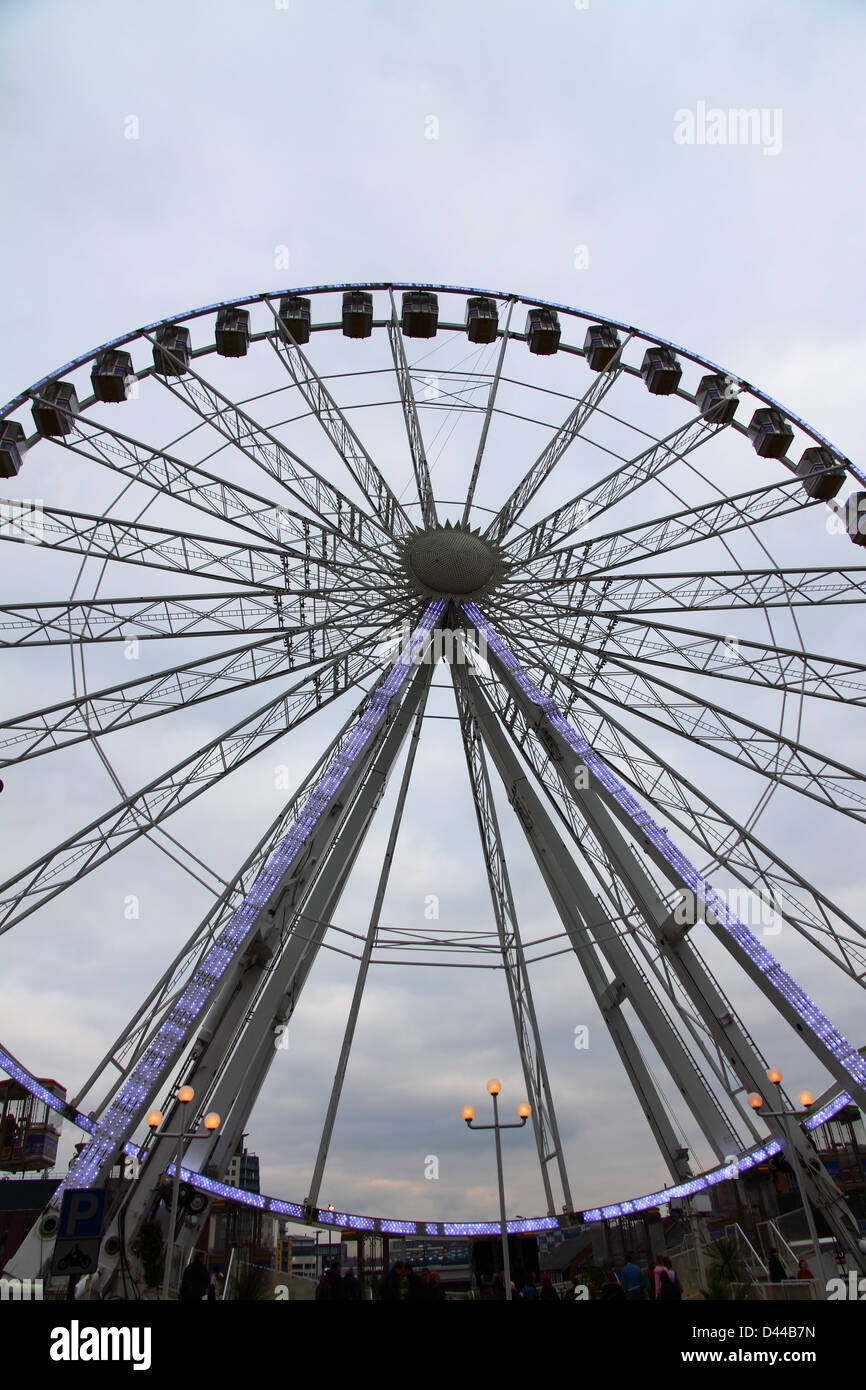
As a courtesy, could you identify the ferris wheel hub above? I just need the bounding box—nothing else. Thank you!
[401,522,504,600]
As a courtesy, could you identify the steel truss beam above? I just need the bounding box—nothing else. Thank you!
[0,624,398,933]
[33,399,386,584]
[0,589,368,648]
[267,305,414,541]
[501,623,866,987]
[458,653,742,1172]
[462,297,515,525]
[466,607,866,1266]
[498,565,866,617]
[0,612,382,766]
[500,605,866,708]
[387,290,438,529]
[89,661,436,1291]
[525,475,822,590]
[467,652,775,1135]
[503,414,723,567]
[0,502,327,590]
[451,658,573,1212]
[139,336,397,558]
[6,606,443,1284]
[305,682,430,1210]
[485,336,632,546]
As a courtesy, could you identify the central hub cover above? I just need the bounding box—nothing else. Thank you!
[402,522,504,600]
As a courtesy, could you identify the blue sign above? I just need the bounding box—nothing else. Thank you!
[58,1189,105,1241]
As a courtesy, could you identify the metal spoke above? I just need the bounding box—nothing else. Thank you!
[508,603,866,707]
[484,334,632,546]
[451,656,573,1211]
[0,626,399,934]
[0,589,364,647]
[462,297,516,524]
[503,414,724,566]
[498,621,866,986]
[141,333,397,557]
[0,614,381,765]
[387,289,438,528]
[266,305,415,540]
[525,474,822,588]
[494,564,866,619]
[0,502,319,589]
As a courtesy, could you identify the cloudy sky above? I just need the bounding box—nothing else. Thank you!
[1,0,865,1232]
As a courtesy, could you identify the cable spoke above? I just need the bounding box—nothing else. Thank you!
[484,335,632,546]
[0,625,399,934]
[141,333,396,557]
[0,589,365,646]
[526,474,822,587]
[505,606,866,821]
[462,298,515,524]
[497,621,866,985]
[266,305,415,540]
[504,414,724,566]
[386,289,438,528]
[0,613,382,765]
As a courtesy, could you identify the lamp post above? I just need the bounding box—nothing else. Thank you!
[146,1086,220,1300]
[747,1069,821,1278]
[462,1081,530,1302]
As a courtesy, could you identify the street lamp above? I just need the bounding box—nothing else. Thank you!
[146,1086,220,1300]
[462,1080,530,1302]
[749,1070,821,1275]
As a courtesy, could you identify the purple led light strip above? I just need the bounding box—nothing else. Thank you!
[50,602,444,1201]
[464,603,866,1106]
[0,1043,850,1234]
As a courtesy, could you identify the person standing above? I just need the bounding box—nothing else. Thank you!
[179,1251,212,1303]
[618,1252,644,1300]
[657,1256,683,1301]
[767,1249,786,1282]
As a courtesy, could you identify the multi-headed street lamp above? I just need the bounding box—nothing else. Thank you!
[146,1086,220,1300]
[462,1080,530,1301]
[748,1069,821,1277]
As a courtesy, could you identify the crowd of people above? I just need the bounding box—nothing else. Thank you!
[315,1261,362,1300]
[601,1252,684,1301]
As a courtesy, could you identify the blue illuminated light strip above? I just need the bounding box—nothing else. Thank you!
[0,1042,853,1234]
[3,283,857,484]
[50,602,444,1201]
[464,603,866,1104]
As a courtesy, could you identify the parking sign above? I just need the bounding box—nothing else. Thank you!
[51,1189,106,1277]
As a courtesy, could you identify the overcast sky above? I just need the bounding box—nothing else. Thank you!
[1,0,865,1231]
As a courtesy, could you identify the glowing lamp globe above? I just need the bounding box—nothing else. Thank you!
[486,1079,502,1096]
[203,1112,220,1131]
[798,1091,814,1108]
[747,1093,764,1110]
[461,1106,476,1122]
[767,1069,783,1085]
[517,1103,531,1119]
[146,1110,163,1130]
[177,1085,194,1104]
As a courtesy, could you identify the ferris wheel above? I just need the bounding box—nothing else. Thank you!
[2,281,866,1285]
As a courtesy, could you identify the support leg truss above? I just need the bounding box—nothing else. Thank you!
[451,657,573,1214]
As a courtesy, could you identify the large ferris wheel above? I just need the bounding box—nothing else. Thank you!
[2,281,866,1285]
